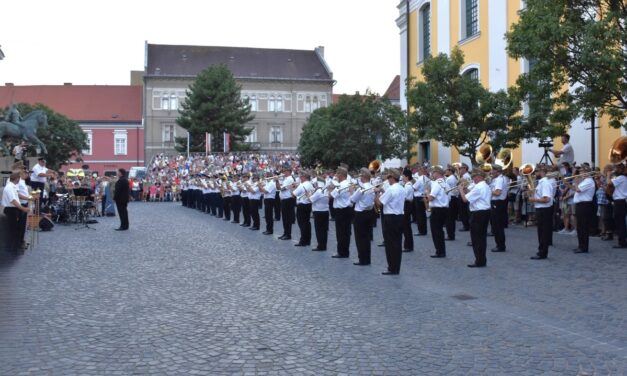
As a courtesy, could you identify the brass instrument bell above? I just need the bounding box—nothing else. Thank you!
[475,144,494,165]
[608,136,627,165]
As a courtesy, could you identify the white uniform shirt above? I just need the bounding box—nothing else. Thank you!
[534,177,554,208]
[445,174,459,198]
[293,181,314,204]
[1,181,20,208]
[612,175,627,200]
[248,183,262,200]
[412,175,428,197]
[31,164,48,184]
[279,176,295,200]
[350,182,375,212]
[330,179,351,208]
[429,178,449,208]
[310,182,329,212]
[465,180,491,211]
[230,182,240,196]
[490,175,508,201]
[558,143,574,166]
[573,177,595,203]
[403,181,414,202]
[379,182,405,215]
[17,179,29,205]
[262,180,276,198]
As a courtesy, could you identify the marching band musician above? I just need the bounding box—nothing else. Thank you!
[240,175,251,227]
[528,165,553,260]
[459,168,492,267]
[292,171,314,247]
[221,177,232,221]
[309,172,330,251]
[201,177,210,214]
[277,167,296,240]
[2,172,31,254]
[229,175,242,224]
[567,165,595,253]
[427,166,449,258]
[609,163,627,248]
[401,169,414,252]
[350,169,375,265]
[329,167,353,258]
[214,174,225,219]
[412,166,429,236]
[375,169,405,275]
[458,164,472,232]
[259,172,277,235]
[247,175,262,231]
[444,165,459,241]
[489,165,508,253]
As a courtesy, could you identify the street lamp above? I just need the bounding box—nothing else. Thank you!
[375,132,382,161]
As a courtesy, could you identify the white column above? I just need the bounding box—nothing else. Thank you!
[437,0,451,55]
[488,0,508,91]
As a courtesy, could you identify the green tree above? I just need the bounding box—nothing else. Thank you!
[175,64,254,152]
[3,103,87,170]
[298,93,407,169]
[405,48,555,165]
[507,0,627,128]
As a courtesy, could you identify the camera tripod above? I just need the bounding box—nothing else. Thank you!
[539,147,553,165]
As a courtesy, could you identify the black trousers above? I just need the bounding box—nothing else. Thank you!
[230,195,241,223]
[429,207,447,256]
[383,214,404,273]
[354,210,373,264]
[446,196,459,239]
[3,207,21,253]
[536,206,553,257]
[334,207,353,257]
[313,211,329,250]
[264,198,274,233]
[490,200,507,250]
[215,194,224,218]
[296,203,312,245]
[614,199,626,246]
[274,191,281,220]
[329,197,336,219]
[470,209,490,266]
[116,201,129,229]
[281,197,295,237]
[403,201,414,250]
[203,193,211,213]
[576,201,594,251]
[241,197,250,225]
[249,199,260,228]
[459,200,470,230]
[413,197,428,235]
[30,181,46,207]
[223,196,231,220]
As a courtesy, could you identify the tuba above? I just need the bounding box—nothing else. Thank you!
[475,144,494,165]
[495,148,513,178]
[608,136,627,165]
[368,159,382,174]
[520,163,536,191]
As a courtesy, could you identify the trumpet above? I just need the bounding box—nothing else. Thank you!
[444,179,469,194]
[337,182,360,193]
[559,171,600,182]
[297,187,320,200]
[360,181,385,194]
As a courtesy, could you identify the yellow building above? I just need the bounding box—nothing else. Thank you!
[396,0,625,168]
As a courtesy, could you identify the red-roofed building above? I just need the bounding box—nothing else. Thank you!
[383,75,401,107]
[0,84,143,175]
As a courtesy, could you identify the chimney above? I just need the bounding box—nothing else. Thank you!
[5,82,14,86]
[315,46,324,58]
[63,82,72,86]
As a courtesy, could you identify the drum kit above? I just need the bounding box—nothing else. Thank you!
[51,193,97,229]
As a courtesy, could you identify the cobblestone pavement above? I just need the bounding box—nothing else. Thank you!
[1,202,626,375]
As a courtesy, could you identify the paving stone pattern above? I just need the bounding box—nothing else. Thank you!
[1,202,626,375]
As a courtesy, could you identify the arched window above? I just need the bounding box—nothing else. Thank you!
[418,4,431,62]
[463,68,479,81]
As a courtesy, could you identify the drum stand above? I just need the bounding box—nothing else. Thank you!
[73,197,96,230]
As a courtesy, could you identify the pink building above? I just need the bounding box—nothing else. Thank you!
[0,84,144,175]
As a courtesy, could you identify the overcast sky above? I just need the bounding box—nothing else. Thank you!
[0,0,400,95]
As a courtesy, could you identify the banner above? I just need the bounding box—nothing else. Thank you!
[223,131,230,153]
[205,132,211,155]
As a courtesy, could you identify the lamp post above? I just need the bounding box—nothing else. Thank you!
[376,132,382,161]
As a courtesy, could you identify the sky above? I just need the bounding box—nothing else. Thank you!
[0,0,401,95]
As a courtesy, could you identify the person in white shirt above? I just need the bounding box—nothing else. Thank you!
[550,134,575,168]
[566,166,596,253]
[489,165,508,252]
[2,172,31,254]
[30,157,52,206]
[292,171,314,246]
[259,173,277,235]
[427,166,450,258]
[277,168,296,240]
[608,163,627,248]
[458,164,472,231]
[375,169,405,275]
[240,175,252,227]
[460,168,492,267]
[309,173,330,251]
[412,166,429,236]
[528,166,554,259]
[401,169,415,252]
[444,165,459,240]
[350,169,375,265]
[329,167,353,258]
[16,169,31,250]
[247,175,262,230]
[229,175,242,224]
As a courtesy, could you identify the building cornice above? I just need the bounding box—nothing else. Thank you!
[144,74,334,84]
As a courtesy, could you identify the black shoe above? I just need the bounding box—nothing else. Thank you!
[459,228,470,232]
[280,236,291,240]
[402,249,414,252]
[414,233,427,236]
[430,254,445,258]
[377,243,385,247]
[331,254,348,258]
[223,218,230,221]
[573,249,588,253]
[262,231,273,235]
[445,238,455,241]
[612,245,627,249]
[530,255,547,260]
[231,221,239,224]
[491,248,505,252]
[353,262,370,266]
[467,263,486,268]
[294,243,309,247]
[381,271,399,275]
[311,248,326,252]
[114,228,127,231]
[249,227,259,231]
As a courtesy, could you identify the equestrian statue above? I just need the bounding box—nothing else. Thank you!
[0,105,49,155]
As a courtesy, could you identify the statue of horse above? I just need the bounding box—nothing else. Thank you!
[0,110,49,155]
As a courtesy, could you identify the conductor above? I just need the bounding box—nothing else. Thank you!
[114,168,130,231]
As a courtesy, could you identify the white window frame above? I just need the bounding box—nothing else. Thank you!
[461,64,481,81]
[245,127,257,143]
[152,89,186,110]
[114,130,128,155]
[270,126,283,146]
[162,124,176,143]
[460,0,480,41]
[417,2,432,64]
[82,130,93,156]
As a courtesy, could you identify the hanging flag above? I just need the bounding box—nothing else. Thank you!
[205,132,211,155]
[223,131,230,153]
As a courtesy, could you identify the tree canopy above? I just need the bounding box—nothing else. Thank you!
[405,48,545,164]
[507,0,627,128]
[298,93,407,169]
[176,64,254,152]
[3,103,87,170]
